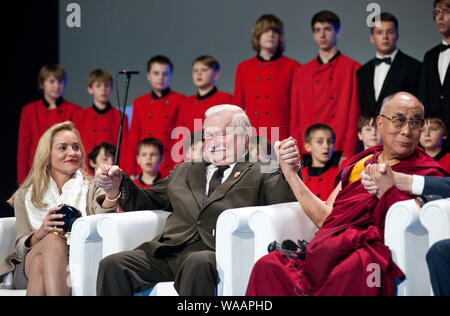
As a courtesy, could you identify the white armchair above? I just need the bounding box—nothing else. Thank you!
[384,199,431,296]
[0,218,27,296]
[249,202,319,262]
[0,215,110,297]
[215,202,318,296]
[420,198,450,296]
[420,198,450,248]
[92,203,318,296]
[69,214,106,296]
[97,211,173,296]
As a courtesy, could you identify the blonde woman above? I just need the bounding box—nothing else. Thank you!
[0,121,117,295]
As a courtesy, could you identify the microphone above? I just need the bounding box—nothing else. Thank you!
[118,70,140,75]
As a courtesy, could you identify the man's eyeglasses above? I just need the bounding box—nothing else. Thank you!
[380,114,424,130]
[432,9,450,18]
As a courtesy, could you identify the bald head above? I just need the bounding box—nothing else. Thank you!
[380,92,424,117]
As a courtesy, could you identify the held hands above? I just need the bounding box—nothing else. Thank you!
[275,137,301,177]
[361,163,396,199]
[95,164,123,201]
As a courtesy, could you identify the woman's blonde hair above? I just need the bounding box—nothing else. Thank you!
[9,121,91,208]
[251,14,285,54]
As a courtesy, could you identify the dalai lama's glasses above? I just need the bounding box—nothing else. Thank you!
[380,114,425,130]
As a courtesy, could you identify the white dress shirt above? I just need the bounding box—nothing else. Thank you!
[374,49,398,101]
[411,175,425,195]
[205,162,237,196]
[438,40,450,85]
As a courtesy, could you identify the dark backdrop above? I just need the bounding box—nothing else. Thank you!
[1,1,59,217]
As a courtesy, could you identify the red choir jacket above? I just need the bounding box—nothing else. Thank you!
[126,89,185,178]
[290,52,361,160]
[233,54,301,143]
[436,151,450,174]
[178,87,232,132]
[301,165,340,201]
[76,104,129,173]
[17,98,82,184]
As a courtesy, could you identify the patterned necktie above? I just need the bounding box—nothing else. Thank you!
[374,57,392,66]
[207,165,230,197]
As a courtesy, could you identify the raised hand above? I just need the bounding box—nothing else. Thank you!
[95,164,123,200]
[275,137,301,177]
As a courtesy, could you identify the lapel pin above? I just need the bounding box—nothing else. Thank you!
[233,172,241,178]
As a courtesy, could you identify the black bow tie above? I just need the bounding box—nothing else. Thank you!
[374,57,392,66]
[440,44,450,52]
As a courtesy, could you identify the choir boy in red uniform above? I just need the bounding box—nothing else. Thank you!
[178,56,232,132]
[77,69,128,173]
[133,138,163,189]
[87,142,116,175]
[233,14,300,143]
[17,64,82,184]
[290,11,361,165]
[126,56,185,178]
[301,124,339,201]
[420,115,450,173]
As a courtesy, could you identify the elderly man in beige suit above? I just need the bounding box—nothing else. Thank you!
[95,104,297,296]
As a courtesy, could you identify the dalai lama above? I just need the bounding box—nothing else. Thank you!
[246,92,448,296]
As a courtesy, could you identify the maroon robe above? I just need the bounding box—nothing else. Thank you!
[246,145,447,296]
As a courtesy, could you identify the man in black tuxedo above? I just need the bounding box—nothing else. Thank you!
[419,0,450,150]
[357,12,422,116]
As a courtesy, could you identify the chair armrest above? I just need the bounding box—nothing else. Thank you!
[69,214,105,296]
[249,202,319,262]
[384,199,430,296]
[420,198,450,247]
[0,218,17,262]
[216,207,256,296]
[97,210,170,257]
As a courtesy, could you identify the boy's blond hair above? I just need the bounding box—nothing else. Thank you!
[193,56,220,72]
[251,14,285,54]
[425,115,448,136]
[88,69,113,87]
[434,0,450,9]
